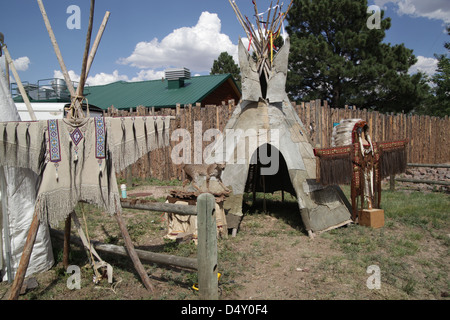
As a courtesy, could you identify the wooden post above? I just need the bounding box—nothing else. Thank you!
[63,216,71,270]
[8,211,40,300]
[114,210,155,292]
[2,46,37,120]
[126,166,133,188]
[390,175,395,191]
[262,175,267,212]
[197,193,218,300]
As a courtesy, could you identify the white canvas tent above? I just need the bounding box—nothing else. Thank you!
[0,61,54,282]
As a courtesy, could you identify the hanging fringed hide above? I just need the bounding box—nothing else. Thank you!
[0,116,171,227]
[377,140,408,179]
[314,146,353,186]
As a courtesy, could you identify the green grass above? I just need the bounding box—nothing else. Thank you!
[5,178,448,300]
[328,186,449,297]
[117,176,182,190]
[381,190,449,230]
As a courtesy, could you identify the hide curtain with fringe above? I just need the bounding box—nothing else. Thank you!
[0,116,171,227]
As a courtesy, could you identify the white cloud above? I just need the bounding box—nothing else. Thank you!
[408,55,438,76]
[13,56,30,71]
[374,0,450,23]
[53,69,165,86]
[53,70,81,83]
[131,69,165,82]
[86,70,129,86]
[118,11,238,72]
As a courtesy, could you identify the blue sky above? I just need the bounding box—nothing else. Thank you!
[0,0,449,87]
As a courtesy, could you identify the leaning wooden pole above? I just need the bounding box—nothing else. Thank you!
[114,210,155,292]
[77,0,95,98]
[1,46,37,121]
[8,210,40,300]
[85,11,110,79]
[63,216,71,270]
[37,0,76,97]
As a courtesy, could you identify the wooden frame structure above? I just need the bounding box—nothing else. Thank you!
[229,0,293,77]
[55,194,219,300]
[6,0,152,300]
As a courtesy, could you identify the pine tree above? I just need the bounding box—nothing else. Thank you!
[211,52,241,89]
[429,26,450,117]
[285,0,430,112]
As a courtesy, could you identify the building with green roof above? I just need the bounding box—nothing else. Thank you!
[84,72,241,111]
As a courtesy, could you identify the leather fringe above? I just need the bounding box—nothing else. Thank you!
[317,155,353,186]
[380,147,407,179]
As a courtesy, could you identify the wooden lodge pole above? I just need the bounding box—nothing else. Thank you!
[84,11,110,83]
[76,0,95,99]
[114,210,155,292]
[37,0,76,97]
[1,46,37,121]
[8,211,40,300]
[63,216,71,270]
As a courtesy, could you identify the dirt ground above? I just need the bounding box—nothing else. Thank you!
[1,182,449,302]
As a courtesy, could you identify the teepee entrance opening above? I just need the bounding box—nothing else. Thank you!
[244,143,296,204]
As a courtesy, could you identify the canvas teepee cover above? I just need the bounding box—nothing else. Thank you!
[211,37,352,236]
[0,62,54,282]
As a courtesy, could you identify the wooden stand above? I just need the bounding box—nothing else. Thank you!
[359,209,385,229]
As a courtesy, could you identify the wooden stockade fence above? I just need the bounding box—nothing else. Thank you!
[104,100,450,181]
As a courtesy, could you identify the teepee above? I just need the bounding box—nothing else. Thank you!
[0,37,54,283]
[211,1,352,237]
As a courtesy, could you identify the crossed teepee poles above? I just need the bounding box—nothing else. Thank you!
[229,0,293,79]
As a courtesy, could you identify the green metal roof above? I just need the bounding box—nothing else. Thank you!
[84,73,239,110]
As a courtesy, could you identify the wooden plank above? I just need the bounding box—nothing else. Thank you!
[306,102,311,140]
[121,199,197,215]
[197,193,218,300]
[408,163,450,168]
[396,178,450,186]
[323,101,329,147]
[50,229,198,270]
[406,114,412,163]
[419,115,424,163]
[320,100,325,147]
[409,115,415,163]
[315,100,321,147]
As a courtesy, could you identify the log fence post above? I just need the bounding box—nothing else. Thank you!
[196,193,219,300]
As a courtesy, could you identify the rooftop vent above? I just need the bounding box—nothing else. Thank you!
[165,68,191,89]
